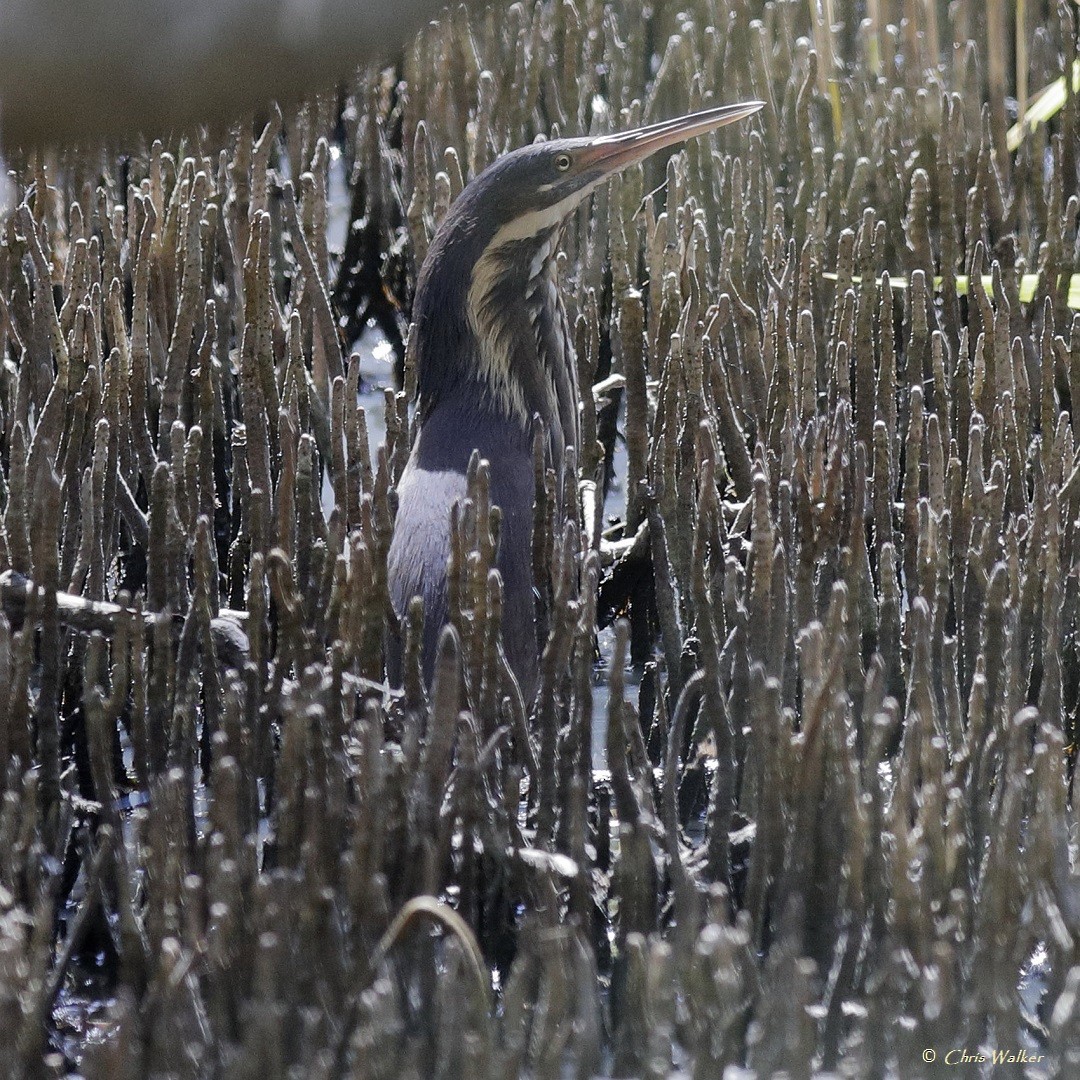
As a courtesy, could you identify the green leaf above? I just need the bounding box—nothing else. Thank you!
[1007,58,1080,152]
[822,271,1080,310]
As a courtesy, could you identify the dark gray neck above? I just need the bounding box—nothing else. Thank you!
[411,215,579,473]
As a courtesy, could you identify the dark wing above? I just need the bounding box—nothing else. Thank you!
[386,401,539,695]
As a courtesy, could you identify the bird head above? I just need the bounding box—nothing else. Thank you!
[411,100,764,433]
[461,99,766,236]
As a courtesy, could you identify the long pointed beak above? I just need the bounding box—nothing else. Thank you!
[576,100,764,175]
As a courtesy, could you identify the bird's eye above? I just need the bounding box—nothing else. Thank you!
[554,153,572,172]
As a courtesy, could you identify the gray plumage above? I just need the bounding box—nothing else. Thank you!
[388,102,763,695]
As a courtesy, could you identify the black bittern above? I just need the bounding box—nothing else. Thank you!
[388,101,763,694]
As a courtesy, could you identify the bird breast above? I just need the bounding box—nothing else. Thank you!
[465,232,579,471]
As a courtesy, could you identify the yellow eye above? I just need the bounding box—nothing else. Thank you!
[554,153,572,172]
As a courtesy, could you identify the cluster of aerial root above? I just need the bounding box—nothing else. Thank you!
[0,0,1079,1076]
